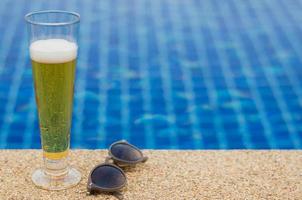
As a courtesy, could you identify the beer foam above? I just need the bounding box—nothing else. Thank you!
[30,39,77,63]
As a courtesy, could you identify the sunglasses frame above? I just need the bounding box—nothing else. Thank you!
[108,140,148,166]
[87,163,127,193]
[87,140,147,194]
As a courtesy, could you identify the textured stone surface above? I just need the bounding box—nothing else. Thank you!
[0,150,301,199]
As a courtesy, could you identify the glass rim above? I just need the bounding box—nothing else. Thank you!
[25,10,80,26]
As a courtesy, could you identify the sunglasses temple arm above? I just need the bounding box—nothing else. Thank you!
[87,181,96,194]
[113,191,124,200]
[105,156,114,164]
[142,156,148,163]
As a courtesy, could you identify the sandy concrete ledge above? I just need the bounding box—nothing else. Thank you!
[0,150,301,200]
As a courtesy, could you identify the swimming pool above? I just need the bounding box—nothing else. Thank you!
[0,0,301,149]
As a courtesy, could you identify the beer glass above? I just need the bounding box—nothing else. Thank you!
[25,10,81,190]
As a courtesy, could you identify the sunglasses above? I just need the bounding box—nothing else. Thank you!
[87,140,148,195]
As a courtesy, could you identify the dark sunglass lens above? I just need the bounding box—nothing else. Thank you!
[111,143,142,161]
[91,165,126,189]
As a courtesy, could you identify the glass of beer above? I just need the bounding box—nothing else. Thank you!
[25,10,81,190]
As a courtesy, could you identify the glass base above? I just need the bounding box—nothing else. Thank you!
[32,167,81,190]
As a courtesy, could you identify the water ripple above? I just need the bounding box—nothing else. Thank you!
[134,114,173,126]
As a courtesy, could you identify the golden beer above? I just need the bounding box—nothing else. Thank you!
[32,59,76,159]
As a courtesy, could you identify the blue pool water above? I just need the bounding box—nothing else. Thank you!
[0,0,302,149]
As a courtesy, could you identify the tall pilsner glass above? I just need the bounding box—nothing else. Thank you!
[25,10,81,190]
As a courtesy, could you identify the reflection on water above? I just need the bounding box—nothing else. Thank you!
[134,114,173,126]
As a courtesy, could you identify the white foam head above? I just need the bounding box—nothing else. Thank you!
[30,39,77,63]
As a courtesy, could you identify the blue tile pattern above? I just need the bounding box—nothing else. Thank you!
[0,0,302,149]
